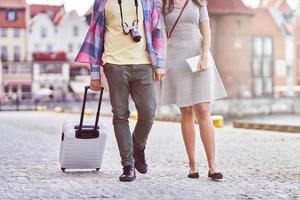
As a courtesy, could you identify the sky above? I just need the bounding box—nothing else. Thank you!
[26,0,299,15]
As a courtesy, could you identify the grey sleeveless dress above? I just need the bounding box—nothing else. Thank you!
[156,1,227,107]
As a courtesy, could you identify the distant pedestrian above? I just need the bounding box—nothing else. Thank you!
[157,0,227,180]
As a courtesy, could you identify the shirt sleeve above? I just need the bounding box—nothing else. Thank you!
[90,64,101,80]
[157,0,166,29]
[199,5,209,22]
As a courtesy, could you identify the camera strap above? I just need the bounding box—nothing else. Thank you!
[167,0,189,39]
[118,0,139,30]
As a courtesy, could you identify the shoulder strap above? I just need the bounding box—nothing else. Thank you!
[167,0,189,39]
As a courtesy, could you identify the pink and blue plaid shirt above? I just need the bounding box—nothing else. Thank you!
[75,0,165,79]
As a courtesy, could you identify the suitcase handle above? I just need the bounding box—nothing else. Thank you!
[77,86,104,139]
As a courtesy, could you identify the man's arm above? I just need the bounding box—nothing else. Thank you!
[90,64,101,80]
[152,0,166,81]
[90,64,101,91]
[152,0,165,69]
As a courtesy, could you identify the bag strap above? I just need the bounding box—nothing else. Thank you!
[167,0,189,39]
[78,86,104,132]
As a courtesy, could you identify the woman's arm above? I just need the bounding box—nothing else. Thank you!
[198,4,210,70]
[199,20,211,58]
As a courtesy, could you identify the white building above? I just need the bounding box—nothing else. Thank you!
[27,5,89,97]
[27,5,88,61]
[56,10,89,60]
[28,13,57,55]
[0,0,32,99]
[32,60,70,98]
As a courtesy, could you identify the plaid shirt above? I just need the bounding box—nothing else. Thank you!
[75,0,165,79]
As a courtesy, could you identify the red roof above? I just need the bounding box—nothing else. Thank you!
[0,0,26,9]
[208,0,253,15]
[0,0,26,28]
[30,4,64,19]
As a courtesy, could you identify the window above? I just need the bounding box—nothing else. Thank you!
[253,37,263,56]
[2,64,9,74]
[251,36,273,97]
[4,85,9,93]
[236,19,241,28]
[13,29,20,38]
[40,63,63,74]
[1,46,8,62]
[11,63,18,74]
[21,85,31,93]
[14,46,21,61]
[19,64,32,74]
[73,26,79,37]
[41,27,47,38]
[47,11,54,18]
[7,10,17,21]
[34,44,40,52]
[0,28,8,37]
[47,44,53,52]
[68,44,74,53]
[12,85,18,93]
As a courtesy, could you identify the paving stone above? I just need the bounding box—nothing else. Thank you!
[0,112,299,200]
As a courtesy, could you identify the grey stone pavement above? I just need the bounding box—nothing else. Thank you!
[0,111,300,200]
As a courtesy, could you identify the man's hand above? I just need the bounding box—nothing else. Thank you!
[90,79,101,91]
[153,68,166,81]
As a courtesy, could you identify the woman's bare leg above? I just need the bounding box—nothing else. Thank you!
[180,106,197,173]
[194,103,218,173]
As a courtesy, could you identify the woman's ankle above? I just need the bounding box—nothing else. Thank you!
[208,165,218,174]
[189,162,198,172]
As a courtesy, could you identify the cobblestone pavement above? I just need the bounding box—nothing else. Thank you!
[0,112,299,200]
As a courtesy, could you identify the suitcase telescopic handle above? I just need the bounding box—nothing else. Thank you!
[78,86,104,133]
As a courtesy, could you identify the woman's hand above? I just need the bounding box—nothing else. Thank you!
[90,79,101,91]
[197,55,208,72]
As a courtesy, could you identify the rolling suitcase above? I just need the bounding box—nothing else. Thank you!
[59,86,108,172]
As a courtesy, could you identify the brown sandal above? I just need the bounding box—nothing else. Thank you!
[208,171,223,180]
[188,162,199,179]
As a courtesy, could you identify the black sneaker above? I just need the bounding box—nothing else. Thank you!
[119,165,136,182]
[133,145,148,174]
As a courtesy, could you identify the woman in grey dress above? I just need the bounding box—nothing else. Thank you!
[157,0,227,180]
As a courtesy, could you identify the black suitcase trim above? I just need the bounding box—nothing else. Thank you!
[75,86,104,140]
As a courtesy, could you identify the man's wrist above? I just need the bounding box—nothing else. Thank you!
[90,64,101,80]
[90,71,101,80]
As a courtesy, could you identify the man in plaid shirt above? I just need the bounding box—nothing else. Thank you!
[76,0,165,182]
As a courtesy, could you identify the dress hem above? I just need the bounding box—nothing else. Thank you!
[157,95,228,108]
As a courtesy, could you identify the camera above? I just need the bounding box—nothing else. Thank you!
[122,20,142,42]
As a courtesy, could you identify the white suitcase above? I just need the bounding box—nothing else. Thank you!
[59,86,108,172]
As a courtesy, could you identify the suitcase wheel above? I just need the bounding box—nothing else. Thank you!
[96,168,100,172]
[61,167,66,172]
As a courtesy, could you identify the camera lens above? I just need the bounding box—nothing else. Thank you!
[130,27,141,42]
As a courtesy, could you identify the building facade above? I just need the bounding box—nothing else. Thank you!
[208,0,253,98]
[0,0,32,99]
[32,52,69,99]
[27,5,89,96]
[291,3,300,89]
[28,5,88,61]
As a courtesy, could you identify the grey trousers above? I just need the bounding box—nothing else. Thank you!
[103,63,156,167]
